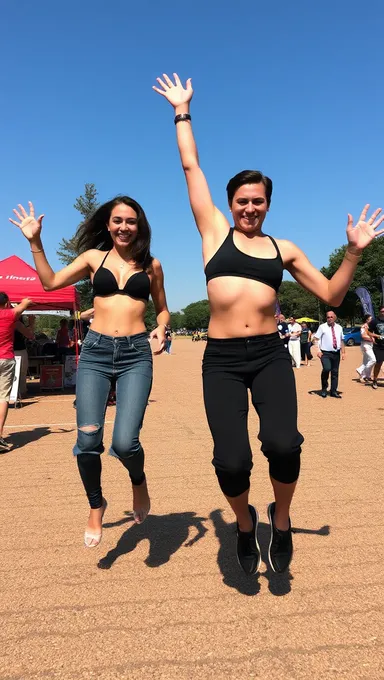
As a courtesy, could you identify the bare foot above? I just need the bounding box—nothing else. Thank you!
[84,498,107,548]
[132,479,151,524]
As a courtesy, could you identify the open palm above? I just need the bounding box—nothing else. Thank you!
[9,202,44,242]
[153,73,193,108]
[347,204,384,251]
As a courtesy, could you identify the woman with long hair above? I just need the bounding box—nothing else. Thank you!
[10,197,170,547]
[356,313,375,383]
[153,73,384,575]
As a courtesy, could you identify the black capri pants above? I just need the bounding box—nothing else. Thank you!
[203,332,304,498]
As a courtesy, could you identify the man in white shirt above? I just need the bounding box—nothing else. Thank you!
[313,311,345,398]
[288,316,302,368]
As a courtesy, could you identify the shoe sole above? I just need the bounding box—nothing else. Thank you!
[236,504,261,575]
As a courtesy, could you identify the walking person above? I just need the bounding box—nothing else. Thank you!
[300,322,312,366]
[356,314,375,383]
[368,306,384,389]
[10,198,170,546]
[165,326,172,354]
[0,294,32,451]
[276,314,290,349]
[13,314,35,397]
[288,316,302,367]
[153,72,384,574]
[313,312,345,398]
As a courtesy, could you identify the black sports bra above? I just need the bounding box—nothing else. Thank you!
[204,229,283,293]
[92,251,151,301]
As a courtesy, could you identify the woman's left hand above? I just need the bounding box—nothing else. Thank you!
[149,326,166,355]
[346,205,384,251]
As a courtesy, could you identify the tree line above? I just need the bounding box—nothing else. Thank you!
[51,183,384,331]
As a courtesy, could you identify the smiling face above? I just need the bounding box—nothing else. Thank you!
[107,203,138,248]
[230,183,269,234]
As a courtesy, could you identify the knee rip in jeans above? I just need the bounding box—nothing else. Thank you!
[78,424,101,435]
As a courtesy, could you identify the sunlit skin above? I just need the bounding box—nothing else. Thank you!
[90,204,150,338]
[206,183,278,339]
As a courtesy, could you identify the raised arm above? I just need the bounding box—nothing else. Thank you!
[13,298,32,320]
[9,202,90,290]
[281,205,384,306]
[153,73,228,239]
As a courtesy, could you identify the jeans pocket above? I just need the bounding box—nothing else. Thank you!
[131,337,151,355]
[82,335,100,351]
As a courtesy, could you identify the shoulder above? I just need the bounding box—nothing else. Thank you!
[150,258,163,275]
[85,249,105,266]
[274,239,297,256]
[1,309,15,320]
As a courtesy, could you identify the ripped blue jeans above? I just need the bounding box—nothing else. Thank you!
[73,330,153,508]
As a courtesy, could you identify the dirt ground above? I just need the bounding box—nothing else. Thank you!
[1,341,383,680]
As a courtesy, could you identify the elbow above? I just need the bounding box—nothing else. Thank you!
[327,293,344,307]
[43,282,56,292]
[183,160,199,173]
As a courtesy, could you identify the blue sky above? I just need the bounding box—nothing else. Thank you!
[1,0,383,311]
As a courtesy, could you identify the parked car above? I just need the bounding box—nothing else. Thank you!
[343,327,361,346]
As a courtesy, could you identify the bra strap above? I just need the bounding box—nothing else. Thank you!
[100,250,111,266]
[267,235,283,262]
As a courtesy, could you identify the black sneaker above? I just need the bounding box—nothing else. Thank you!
[0,437,11,452]
[267,502,293,574]
[236,504,261,575]
[320,390,327,398]
[330,391,342,399]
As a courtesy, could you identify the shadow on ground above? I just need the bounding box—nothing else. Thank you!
[210,509,330,597]
[308,390,344,397]
[6,426,74,450]
[98,511,208,570]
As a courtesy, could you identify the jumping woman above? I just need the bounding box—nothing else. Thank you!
[153,73,384,574]
[10,198,170,547]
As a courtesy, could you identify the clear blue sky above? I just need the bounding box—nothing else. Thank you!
[1,0,383,311]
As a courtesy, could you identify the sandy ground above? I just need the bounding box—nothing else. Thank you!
[0,341,383,680]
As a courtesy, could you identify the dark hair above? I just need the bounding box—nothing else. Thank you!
[363,313,372,322]
[226,170,273,206]
[0,292,9,307]
[76,196,153,270]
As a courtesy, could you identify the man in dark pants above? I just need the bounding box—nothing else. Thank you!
[313,311,345,398]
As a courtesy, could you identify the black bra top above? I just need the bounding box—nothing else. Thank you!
[92,252,150,301]
[204,229,283,293]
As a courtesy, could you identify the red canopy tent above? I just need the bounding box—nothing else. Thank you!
[0,255,79,311]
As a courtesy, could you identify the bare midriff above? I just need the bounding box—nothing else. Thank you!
[207,277,278,339]
[90,296,148,337]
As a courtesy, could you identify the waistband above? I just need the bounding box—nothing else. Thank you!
[206,331,280,346]
[86,329,148,342]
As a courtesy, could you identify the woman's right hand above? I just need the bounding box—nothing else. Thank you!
[9,202,44,242]
[153,73,193,109]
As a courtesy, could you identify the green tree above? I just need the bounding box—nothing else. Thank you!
[56,183,99,309]
[182,300,210,329]
[278,281,319,320]
[144,300,157,330]
[321,237,384,323]
[170,311,185,330]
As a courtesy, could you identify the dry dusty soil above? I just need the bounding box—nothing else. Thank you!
[1,341,383,679]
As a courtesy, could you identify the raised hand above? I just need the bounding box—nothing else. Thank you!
[346,205,384,251]
[152,73,193,109]
[9,202,44,242]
